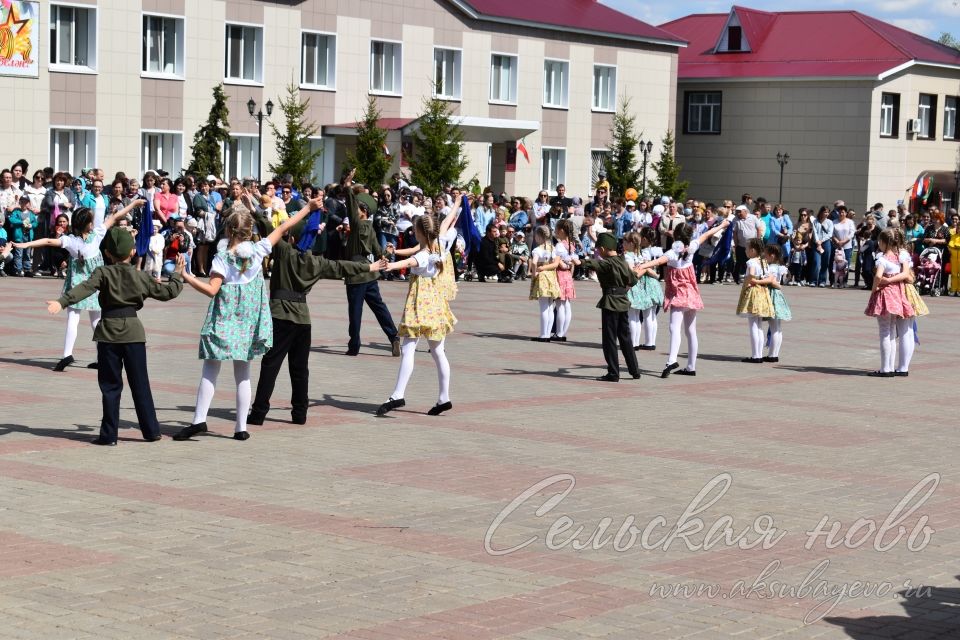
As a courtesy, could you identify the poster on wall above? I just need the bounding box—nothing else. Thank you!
[0,1,39,78]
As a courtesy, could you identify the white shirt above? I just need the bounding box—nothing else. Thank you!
[665,240,699,269]
[24,184,46,212]
[60,225,108,259]
[875,253,903,276]
[440,228,457,254]
[532,244,555,264]
[554,240,574,266]
[211,238,273,284]
[770,264,788,283]
[745,257,769,279]
[409,249,442,277]
[396,203,415,232]
[640,246,663,262]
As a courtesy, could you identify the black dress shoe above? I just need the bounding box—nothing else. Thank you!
[530,337,551,342]
[291,412,307,425]
[53,355,74,371]
[550,336,567,342]
[630,372,642,380]
[91,437,116,446]
[376,398,405,416]
[762,357,779,363]
[144,434,163,442]
[640,345,657,351]
[741,357,764,364]
[345,350,359,356]
[661,362,679,378]
[427,401,453,416]
[674,369,697,376]
[172,422,208,440]
[596,374,620,382]
[233,431,250,440]
[634,345,642,351]
[246,411,265,426]
[867,371,894,378]
[893,371,909,377]
[86,362,99,369]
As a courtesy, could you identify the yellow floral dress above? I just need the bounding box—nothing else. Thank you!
[736,258,774,317]
[398,249,457,340]
[437,228,458,302]
[529,243,562,300]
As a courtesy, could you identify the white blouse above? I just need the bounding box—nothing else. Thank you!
[531,244,555,264]
[554,240,575,266]
[60,225,107,259]
[211,238,273,284]
[409,249,442,278]
[665,240,699,269]
[876,253,902,276]
[746,257,769,278]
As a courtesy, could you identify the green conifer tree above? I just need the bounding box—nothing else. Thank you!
[268,82,323,184]
[604,96,642,198]
[186,84,230,178]
[647,130,689,202]
[408,95,468,195]
[344,96,391,188]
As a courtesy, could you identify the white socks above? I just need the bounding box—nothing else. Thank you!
[538,298,555,338]
[877,315,895,373]
[63,309,101,359]
[896,317,915,372]
[556,300,572,338]
[390,337,451,404]
[641,307,658,347]
[628,309,642,348]
[768,319,783,358]
[747,316,764,359]
[668,309,699,370]
[192,359,252,433]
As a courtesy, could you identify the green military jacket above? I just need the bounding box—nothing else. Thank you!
[268,239,371,325]
[343,189,382,285]
[582,255,638,312]
[57,263,183,343]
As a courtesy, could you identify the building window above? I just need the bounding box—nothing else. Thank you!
[727,26,742,51]
[50,128,96,177]
[301,32,336,89]
[225,24,263,83]
[543,60,569,108]
[542,148,566,193]
[370,41,401,94]
[307,137,334,186]
[433,48,462,100]
[142,15,184,77]
[684,91,722,134]
[944,96,958,140]
[593,65,616,112]
[142,132,183,177]
[591,150,610,192]
[918,94,937,139]
[49,5,97,71]
[224,136,258,181]
[880,93,900,137]
[490,54,518,104]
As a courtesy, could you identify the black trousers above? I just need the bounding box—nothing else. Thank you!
[601,309,639,378]
[97,342,161,442]
[734,246,748,283]
[346,280,398,353]
[252,319,312,418]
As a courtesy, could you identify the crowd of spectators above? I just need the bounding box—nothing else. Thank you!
[2,159,957,297]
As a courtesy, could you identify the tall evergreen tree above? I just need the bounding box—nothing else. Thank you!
[186,84,230,178]
[268,83,323,184]
[647,130,689,202]
[344,96,391,188]
[604,96,642,199]
[408,95,468,195]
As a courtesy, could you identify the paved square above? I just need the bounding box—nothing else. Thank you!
[1,275,958,639]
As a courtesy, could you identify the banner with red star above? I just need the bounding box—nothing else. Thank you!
[0,1,38,78]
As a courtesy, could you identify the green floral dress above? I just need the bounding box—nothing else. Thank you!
[61,229,106,311]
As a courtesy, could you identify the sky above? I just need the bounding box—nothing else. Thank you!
[601,0,960,41]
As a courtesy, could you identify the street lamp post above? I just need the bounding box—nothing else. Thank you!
[247,97,274,184]
[638,139,654,200]
[776,151,790,204]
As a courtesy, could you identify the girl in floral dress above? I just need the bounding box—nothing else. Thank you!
[736,238,775,363]
[174,200,321,440]
[864,229,915,377]
[762,244,792,363]
[624,227,664,351]
[12,200,144,371]
[377,214,457,417]
[528,225,562,342]
[552,219,580,342]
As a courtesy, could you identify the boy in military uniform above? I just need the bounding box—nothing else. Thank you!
[581,233,641,382]
[47,227,185,445]
[248,204,386,426]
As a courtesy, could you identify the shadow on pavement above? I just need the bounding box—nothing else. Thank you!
[468,331,599,349]
[825,576,960,638]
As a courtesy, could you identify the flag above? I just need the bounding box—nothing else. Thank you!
[704,220,734,266]
[296,210,323,253]
[456,194,482,258]
[136,199,152,257]
[517,139,530,164]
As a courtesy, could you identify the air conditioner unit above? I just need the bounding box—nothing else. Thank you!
[907,118,922,134]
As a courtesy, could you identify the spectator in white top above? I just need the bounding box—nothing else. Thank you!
[0,168,22,227]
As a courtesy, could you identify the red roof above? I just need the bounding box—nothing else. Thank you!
[450,0,685,46]
[661,5,960,79]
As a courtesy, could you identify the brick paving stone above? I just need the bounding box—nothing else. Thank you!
[0,276,958,638]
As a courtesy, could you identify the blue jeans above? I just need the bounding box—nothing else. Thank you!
[814,240,833,285]
[378,232,398,252]
[13,246,31,272]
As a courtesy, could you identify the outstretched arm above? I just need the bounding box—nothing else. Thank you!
[632,254,669,273]
[440,197,463,236]
[103,199,146,231]
[698,219,731,243]
[14,237,61,250]
[266,198,322,247]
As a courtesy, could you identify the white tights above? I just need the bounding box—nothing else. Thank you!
[64,309,101,359]
[628,309,642,348]
[538,298,555,338]
[390,337,450,404]
[877,315,896,373]
[556,300,572,338]
[192,359,251,433]
[747,316,764,359]
[767,319,783,358]
[896,317,915,373]
[667,308,698,370]
[642,307,658,347]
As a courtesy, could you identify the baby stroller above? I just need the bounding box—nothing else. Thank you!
[917,247,943,296]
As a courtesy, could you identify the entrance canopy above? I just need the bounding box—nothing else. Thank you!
[323,116,539,143]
